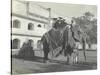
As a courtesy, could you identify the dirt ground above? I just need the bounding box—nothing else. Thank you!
[11,50,97,75]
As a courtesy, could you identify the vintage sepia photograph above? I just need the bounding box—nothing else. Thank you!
[11,0,97,74]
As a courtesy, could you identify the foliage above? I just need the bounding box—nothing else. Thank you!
[72,12,97,44]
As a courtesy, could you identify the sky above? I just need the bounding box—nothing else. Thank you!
[32,1,97,18]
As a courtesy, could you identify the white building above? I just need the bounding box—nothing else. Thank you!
[11,0,50,54]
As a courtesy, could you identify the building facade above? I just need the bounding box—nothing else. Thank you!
[11,0,50,54]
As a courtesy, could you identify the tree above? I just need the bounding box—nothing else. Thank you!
[72,12,97,44]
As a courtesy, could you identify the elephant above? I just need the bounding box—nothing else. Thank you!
[41,17,88,64]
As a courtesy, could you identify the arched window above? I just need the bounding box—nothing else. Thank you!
[37,24,41,28]
[12,39,20,49]
[13,19,20,28]
[28,23,34,30]
[28,39,34,47]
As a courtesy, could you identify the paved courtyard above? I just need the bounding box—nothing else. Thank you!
[12,50,97,75]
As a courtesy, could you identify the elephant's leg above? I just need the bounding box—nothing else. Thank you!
[74,50,79,64]
[71,53,75,64]
[43,50,49,63]
[74,55,78,64]
[66,54,70,64]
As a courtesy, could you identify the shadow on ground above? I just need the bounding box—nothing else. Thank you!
[12,54,97,66]
[11,54,97,74]
[12,55,45,63]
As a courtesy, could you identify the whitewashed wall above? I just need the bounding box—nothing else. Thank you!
[12,0,49,25]
[12,16,47,37]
